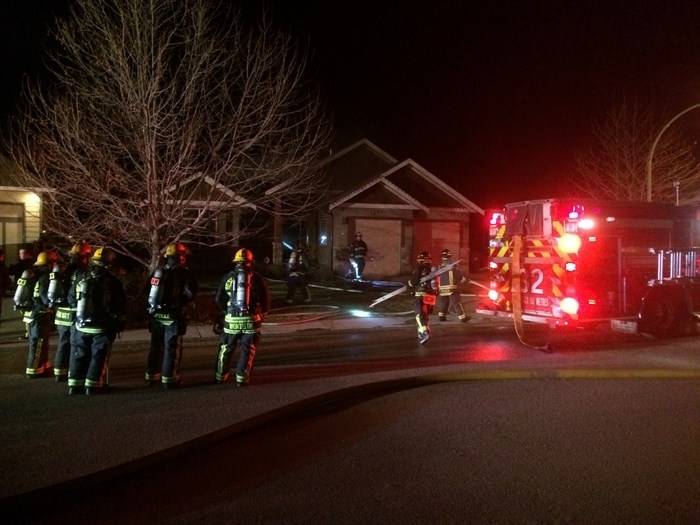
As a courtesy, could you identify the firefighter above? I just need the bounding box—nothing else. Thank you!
[348,232,368,280]
[408,251,438,344]
[436,249,470,323]
[285,243,311,304]
[9,246,34,289]
[215,248,271,387]
[67,247,126,395]
[17,251,58,378]
[145,242,199,389]
[11,247,35,340]
[48,242,92,381]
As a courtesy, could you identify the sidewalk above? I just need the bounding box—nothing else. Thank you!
[0,295,414,349]
[0,274,485,346]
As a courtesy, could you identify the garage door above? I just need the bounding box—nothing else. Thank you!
[354,218,401,278]
[413,221,462,264]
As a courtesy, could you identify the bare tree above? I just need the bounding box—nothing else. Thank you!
[5,0,332,269]
[573,97,700,204]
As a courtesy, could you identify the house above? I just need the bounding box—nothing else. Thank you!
[307,139,484,278]
[1,140,485,278]
[0,155,255,272]
[0,155,44,266]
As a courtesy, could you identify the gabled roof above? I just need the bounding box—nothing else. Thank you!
[328,156,484,215]
[166,173,256,209]
[319,139,398,205]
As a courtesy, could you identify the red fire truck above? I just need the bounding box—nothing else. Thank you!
[476,198,700,340]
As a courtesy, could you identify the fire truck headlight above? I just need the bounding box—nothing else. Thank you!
[488,289,499,302]
[558,233,582,254]
[560,297,579,315]
[579,218,595,229]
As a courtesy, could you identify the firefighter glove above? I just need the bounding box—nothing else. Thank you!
[213,315,224,335]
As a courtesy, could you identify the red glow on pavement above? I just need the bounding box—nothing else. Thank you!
[460,343,512,362]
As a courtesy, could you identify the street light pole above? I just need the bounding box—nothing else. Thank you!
[646,102,700,202]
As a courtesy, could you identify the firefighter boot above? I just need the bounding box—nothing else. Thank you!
[418,329,430,345]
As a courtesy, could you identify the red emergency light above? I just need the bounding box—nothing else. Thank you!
[489,211,505,225]
[488,211,505,238]
[564,204,594,233]
[569,204,584,218]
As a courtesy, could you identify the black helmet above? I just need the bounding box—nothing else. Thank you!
[417,251,431,264]
[441,249,452,260]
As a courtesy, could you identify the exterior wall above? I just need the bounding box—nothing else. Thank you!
[327,206,472,278]
[0,188,42,265]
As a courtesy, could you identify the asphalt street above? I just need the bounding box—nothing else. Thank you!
[1,293,699,524]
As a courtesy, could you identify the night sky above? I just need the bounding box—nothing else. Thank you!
[4,1,700,209]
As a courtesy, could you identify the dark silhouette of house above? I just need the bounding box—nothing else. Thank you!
[306,139,483,278]
[1,141,485,278]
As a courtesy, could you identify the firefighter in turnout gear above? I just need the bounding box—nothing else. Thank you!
[145,243,198,389]
[49,242,92,381]
[348,232,368,280]
[215,248,271,387]
[11,247,35,340]
[67,247,126,395]
[17,251,58,378]
[408,251,438,344]
[285,244,311,304]
[436,249,470,323]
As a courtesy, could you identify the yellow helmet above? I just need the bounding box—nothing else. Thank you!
[69,242,92,258]
[35,251,58,266]
[233,248,253,264]
[165,242,189,257]
[91,247,116,267]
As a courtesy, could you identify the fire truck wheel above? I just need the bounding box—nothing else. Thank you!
[639,287,692,339]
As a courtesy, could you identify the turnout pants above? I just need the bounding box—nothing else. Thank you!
[53,307,76,379]
[286,274,311,303]
[146,319,184,385]
[437,291,468,321]
[68,330,113,389]
[350,257,366,279]
[53,324,73,379]
[216,330,260,385]
[413,294,432,338]
[26,312,52,377]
